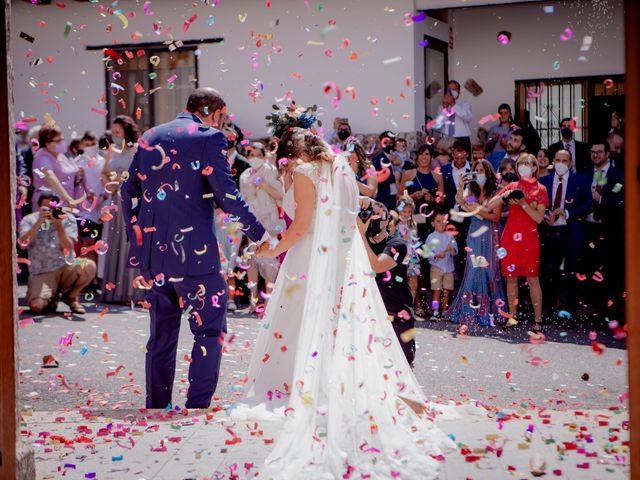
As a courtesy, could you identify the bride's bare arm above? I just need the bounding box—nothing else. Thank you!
[268,171,316,257]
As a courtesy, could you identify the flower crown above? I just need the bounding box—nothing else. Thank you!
[266,102,321,139]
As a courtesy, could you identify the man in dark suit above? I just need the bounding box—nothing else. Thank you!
[121,88,266,409]
[547,118,590,173]
[372,131,398,211]
[583,140,625,319]
[539,149,592,321]
[439,140,471,282]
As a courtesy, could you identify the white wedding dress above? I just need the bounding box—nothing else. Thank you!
[230,155,481,479]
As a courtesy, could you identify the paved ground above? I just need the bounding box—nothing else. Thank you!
[16,291,630,479]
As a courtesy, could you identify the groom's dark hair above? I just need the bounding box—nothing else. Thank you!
[186,88,226,117]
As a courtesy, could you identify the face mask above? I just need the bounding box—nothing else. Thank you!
[450,89,459,100]
[83,145,99,157]
[54,140,68,154]
[554,162,569,176]
[518,165,533,179]
[475,174,487,187]
[503,172,518,183]
[112,135,125,148]
[337,129,351,141]
[560,128,573,140]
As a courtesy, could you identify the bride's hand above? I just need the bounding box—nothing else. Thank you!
[255,242,276,258]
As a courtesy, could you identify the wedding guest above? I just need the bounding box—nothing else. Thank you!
[472,141,486,163]
[372,131,399,210]
[584,140,625,319]
[346,136,377,198]
[19,192,96,315]
[32,124,85,210]
[536,148,552,179]
[446,160,504,326]
[17,125,40,216]
[401,144,444,237]
[424,211,458,321]
[539,149,592,322]
[435,80,473,152]
[393,138,412,166]
[503,129,528,163]
[433,136,454,169]
[390,194,421,310]
[490,153,548,333]
[440,140,471,282]
[548,118,590,173]
[497,158,517,226]
[359,199,416,365]
[239,142,285,313]
[100,115,143,303]
[75,131,107,271]
[486,103,515,169]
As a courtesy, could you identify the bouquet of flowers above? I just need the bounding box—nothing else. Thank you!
[266,102,321,139]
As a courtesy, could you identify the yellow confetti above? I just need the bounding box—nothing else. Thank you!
[116,12,129,29]
[150,55,161,66]
[200,346,207,357]
[238,13,248,22]
[460,355,469,365]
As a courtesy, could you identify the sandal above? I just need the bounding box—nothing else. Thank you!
[529,322,543,334]
[63,297,86,314]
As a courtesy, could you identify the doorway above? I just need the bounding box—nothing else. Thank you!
[423,35,449,124]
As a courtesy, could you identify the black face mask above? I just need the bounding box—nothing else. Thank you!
[560,128,574,140]
[383,144,395,153]
[227,139,237,149]
[337,129,351,141]
[503,172,518,183]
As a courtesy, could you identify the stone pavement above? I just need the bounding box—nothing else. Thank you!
[16,292,630,479]
[22,406,629,479]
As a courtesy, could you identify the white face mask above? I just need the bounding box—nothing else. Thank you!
[83,145,99,157]
[451,89,459,100]
[518,164,533,179]
[554,162,569,176]
[475,174,487,187]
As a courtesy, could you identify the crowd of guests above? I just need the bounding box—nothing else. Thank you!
[14,83,626,341]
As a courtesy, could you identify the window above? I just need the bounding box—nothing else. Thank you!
[515,75,625,148]
[87,38,223,130]
[104,47,198,131]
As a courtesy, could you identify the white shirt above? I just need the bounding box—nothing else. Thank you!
[551,172,569,226]
[452,161,471,191]
[75,153,106,223]
[586,161,610,223]
[562,139,577,173]
[451,99,473,138]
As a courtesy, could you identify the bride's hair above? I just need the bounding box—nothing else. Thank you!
[275,127,334,163]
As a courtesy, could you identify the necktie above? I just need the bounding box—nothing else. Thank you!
[553,176,563,210]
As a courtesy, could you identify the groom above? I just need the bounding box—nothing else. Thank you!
[121,88,266,409]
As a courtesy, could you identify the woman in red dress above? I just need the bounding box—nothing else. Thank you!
[490,153,548,332]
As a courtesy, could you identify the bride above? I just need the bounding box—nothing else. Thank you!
[232,104,480,479]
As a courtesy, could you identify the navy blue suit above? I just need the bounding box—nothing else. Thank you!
[440,162,470,282]
[372,150,396,211]
[583,164,625,318]
[539,172,592,317]
[122,112,265,408]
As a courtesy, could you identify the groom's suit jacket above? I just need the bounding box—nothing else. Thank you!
[121,112,265,278]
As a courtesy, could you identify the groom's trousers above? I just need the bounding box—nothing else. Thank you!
[144,273,228,409]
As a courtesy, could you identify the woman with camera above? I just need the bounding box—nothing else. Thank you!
[489,153,548,333]
[445,159,505,326]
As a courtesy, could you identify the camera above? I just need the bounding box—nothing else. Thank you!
[358,206,374,222]
[463,172,478,183]
[502,189,525,202]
